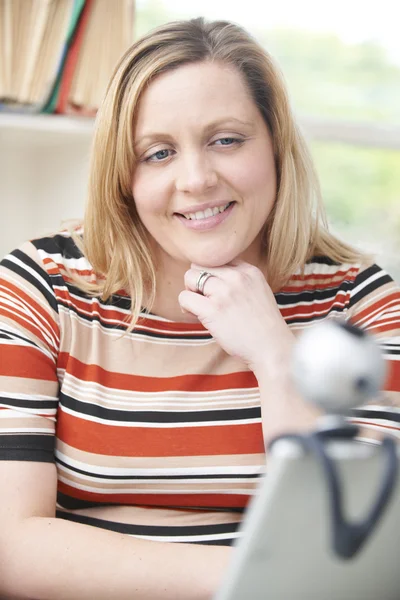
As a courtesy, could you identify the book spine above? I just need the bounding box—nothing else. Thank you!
[55,0,94,115]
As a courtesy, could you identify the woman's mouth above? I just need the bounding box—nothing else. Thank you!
[174,202,235,231]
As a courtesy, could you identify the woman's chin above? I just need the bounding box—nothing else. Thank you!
[184,245,244,268]
[187,254,237,268]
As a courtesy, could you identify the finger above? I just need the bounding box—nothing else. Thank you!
[188,264,251,294]
[178,289,210,318]
[184,269,224,297]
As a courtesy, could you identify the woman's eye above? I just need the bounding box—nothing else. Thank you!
[213,137,242,146]
[145,149,172,162]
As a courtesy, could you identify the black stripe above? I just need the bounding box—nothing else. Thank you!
[12,248,56,296]
[59,393,261,424]
[0,328,41,349]
[349,409,400,423]
[351,264,383,287]
[275,281,353,306]
[306,255,341,266]
[55,457,261,481]
[351,274,393,306]
[383,348,400,356]
[55,510,241,539]
[0,333,13,341]
[349,265,393,307]
[32,234,84,260]
[0,448,54,462]
[1,252,58,312]
[0,434,55,461]
[191,537,234,546]
[0,396,58,410]
[57,492,113,509]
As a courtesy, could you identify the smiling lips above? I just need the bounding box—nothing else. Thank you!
[175,201,235,231]
[180,202,232,221]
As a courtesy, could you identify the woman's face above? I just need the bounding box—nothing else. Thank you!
[132,61,277,270]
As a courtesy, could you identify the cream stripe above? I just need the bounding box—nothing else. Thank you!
[129,532,241,542]
[277,290,348,310]
[43,253,91,271]
[0,427,54,433]
[58,475,257,495]
[351,270,389,297]
[0,270,58,321]
[302,262,354,276]
[57,465,260,485]
[59,307,215,346]
[55,445,266,472]
[6,254,55,298]
[63,375,258,400]
[0,300,58,353]
[0,374,58,396]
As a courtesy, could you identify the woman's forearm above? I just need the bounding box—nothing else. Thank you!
[254,362,320,446]
[0,516,232,600]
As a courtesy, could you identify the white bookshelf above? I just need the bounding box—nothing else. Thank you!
[0,114,94,259]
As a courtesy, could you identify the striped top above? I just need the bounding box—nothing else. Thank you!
[0,230,399,546]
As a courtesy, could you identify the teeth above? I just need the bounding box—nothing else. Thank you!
[183,203,230,220]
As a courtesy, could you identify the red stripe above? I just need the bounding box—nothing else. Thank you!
[1,280,59,341]
[351,293,400,325]
[280,296,349,319]
[371,322,400,335]
[57,481,250,508]
[53,290,212,337]
[350,420,400,432]
[284,267,358,284]
[60,355,257,392]
[57,411,264,457]
[0,345,57,381]
[385,360,400,392]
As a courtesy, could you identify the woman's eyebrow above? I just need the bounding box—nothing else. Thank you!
[134,133,174,149]
[204,117,255,131]
[134,117,255,149]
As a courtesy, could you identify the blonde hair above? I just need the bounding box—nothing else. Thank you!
[78,17,365,326]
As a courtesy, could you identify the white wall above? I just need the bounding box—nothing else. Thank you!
[0,115,93,259]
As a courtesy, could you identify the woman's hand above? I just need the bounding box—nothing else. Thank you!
[178,260,295,375]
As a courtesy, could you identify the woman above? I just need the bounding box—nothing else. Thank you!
[0,17,399,600]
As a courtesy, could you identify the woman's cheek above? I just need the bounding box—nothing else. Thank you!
[133,172,170,215]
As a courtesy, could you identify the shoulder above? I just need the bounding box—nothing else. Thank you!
[31,227,84,261]
[347,261,400,330]
[22,226,92,278]
[283,256,361,294]
[1,226,95,298]
[278,257,399,325]
[304,255,360,280]
[301,256,399,304]
[300,257,400,330]
[1,226,85,269]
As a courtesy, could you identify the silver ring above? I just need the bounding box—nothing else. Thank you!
[195,270,214,295]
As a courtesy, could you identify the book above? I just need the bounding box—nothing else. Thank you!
[0,0,77,112]
[60,0,135,116]
[0,0,135,115]
[53,0,94,115]
[42,0,87,114]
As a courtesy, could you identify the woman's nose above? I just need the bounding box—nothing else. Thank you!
[175,153,218,195]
